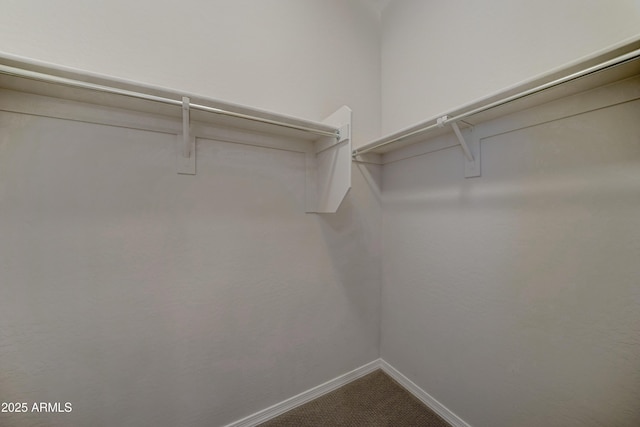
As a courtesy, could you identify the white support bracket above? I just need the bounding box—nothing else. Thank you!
[450,121,474,162]
[338,124,350,143]
[439,116,481,178]
[177,96,196,175]
[305,106,352,213]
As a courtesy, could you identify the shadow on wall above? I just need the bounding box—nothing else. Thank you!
[383,162,640,212]
[316,162,381,283]
[313,162,382,347]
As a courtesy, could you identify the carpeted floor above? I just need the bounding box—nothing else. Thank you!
[258,370,452,427]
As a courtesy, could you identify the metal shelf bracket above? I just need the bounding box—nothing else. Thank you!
[439,116,481,178]
[177,96,196,175]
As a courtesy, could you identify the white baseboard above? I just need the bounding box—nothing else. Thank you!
[379,359,472,427]
[223,359,382,427]
[224,358,470,427]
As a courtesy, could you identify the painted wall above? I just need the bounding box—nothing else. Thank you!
[4,2,640,426]
[380,79,640,426]
[0,97,382,426]
[0,1,382,424]
[381,0,640,134]
[0,0,381,146]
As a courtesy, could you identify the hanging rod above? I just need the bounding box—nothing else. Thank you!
[353,47,640,157]
[0,64,340,139]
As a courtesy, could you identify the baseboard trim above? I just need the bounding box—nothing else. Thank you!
[224,358,471,427]
[380,359,472,427]
[223,359,382,427]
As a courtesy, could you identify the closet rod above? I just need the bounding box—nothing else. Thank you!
[353,47,640,157]
[0,64,339,138]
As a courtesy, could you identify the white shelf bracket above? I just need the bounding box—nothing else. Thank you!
[338,124,350,143]
[177,96,196,175]
[305,106,352,213]
[450,121,480,178]
[182,97,190,158]
[450,121,474,162]
[438,116,480,178]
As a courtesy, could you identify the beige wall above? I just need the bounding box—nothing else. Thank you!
[3,2,640,426]
[0,3,383,423]
[0,92,382,426]
[0,0,381,145]
[380,77,640,426]
[381,0,640,134]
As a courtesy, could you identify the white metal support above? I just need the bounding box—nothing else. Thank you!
[450,121,474,162]
[439,116,481,178]
[182,97,190,158]
[305,106,352,213]
[177,96,196,175]
[463,131,481,178]
[338,124,350,143]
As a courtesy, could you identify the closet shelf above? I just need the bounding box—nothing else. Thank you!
[0,53,352,214]
[0,53,340,142]
[355,39,640,160]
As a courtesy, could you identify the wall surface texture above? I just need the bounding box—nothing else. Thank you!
[0,2,382,425]
[381,0,640,134]
[2,2,640,427]
[0,0,381,146]
[0,97,382,426]
[380,78,640,426]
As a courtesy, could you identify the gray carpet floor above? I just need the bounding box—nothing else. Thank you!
[258,370,452,426]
